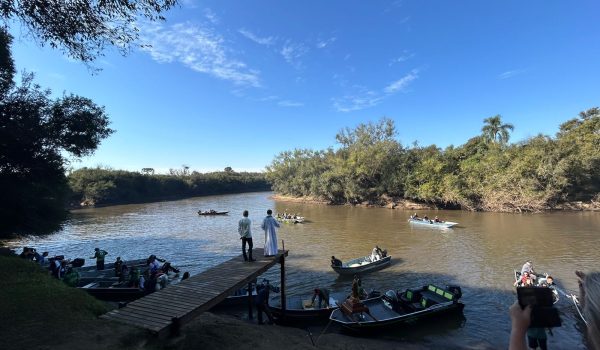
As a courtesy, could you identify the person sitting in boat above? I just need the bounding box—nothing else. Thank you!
[371,246,382,262]
[331,256,343,267]
[128,266,141,288]
[57,259,68,279]
[410,213,420,220]
[521,261,537,281]
[434,216,442,223]
[311,288,330,308]
[514,271,533,287]
[538,275,554,288]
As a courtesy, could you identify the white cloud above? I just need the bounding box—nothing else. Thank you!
[281,41,309,68]
[498,69,526,80]
[140,21,260,87]
[333,69,419,112]
[332,91,384,112]
[384,69,418,93]
[239,28,276,46]
[389,51,415,66]
[316,37,337,49]
[204,8,219,24]
[278,100,304,107]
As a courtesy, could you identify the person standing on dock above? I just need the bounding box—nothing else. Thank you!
[90,247,108,270]
[261,209,280,257]
[238,210,255,262]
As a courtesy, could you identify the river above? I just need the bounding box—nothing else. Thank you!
[4,192,599,349]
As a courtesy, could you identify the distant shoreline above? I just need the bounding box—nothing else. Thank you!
[271,194,600,212]
[71,190,273,210]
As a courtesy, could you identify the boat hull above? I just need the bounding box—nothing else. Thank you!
[269,295,338,324]
[331,255,392,276]
[408,218,458,228]
[330,284,464,332]
[331,300,464,332]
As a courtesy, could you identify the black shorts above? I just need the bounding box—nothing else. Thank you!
[527,336,547,350]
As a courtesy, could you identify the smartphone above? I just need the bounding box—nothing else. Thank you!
[517,287,554,307]
[517,287,562,328]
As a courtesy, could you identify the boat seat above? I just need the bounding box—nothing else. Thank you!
[402,288,422,303]
[421,285,454,305]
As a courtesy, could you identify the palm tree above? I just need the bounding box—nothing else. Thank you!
[481,115,514,144]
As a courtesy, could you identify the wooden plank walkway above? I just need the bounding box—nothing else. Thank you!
[101,248,288,337]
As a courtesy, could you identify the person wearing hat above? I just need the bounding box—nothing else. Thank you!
[90,247,108,270]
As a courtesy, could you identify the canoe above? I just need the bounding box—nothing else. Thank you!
[74,258,180,302]
[198,211,229,216]
[408,218,458,228]
[74,258,148,278]
[331,255,391,276]
[329,284,464,332]
[78,278,146,302]
[77,268,176,302]
[513,270,559,304]
[269,294,339,324]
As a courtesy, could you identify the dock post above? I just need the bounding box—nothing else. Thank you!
[248,282,253,320]
[280,240,286,320]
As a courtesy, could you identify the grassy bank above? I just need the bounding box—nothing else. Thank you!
[0,254,147,350]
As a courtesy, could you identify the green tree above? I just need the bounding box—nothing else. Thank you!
[482,115,514,144]
[0,30,113,237]
[0,0,178,64]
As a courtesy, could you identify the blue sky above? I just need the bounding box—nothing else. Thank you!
[10,0,600,173]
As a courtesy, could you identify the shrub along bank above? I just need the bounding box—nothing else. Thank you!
[68,168,271,207]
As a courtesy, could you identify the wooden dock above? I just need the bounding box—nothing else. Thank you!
[101,248,288,337]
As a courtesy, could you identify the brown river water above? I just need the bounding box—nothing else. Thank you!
[4,192,600,349]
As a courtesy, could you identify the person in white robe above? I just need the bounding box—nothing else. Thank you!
[261,209,280,256]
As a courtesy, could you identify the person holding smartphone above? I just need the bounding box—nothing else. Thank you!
[510,271,600,350]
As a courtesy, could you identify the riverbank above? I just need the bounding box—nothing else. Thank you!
[68,167,270,209]
[271,194,600,212]
[0,253,424,350]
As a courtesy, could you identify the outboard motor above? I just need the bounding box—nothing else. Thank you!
[446,285,462,300]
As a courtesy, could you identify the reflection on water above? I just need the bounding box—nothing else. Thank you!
[4,192,599,349]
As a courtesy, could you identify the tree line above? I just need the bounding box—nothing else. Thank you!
[266,110,600,212]
[68,167,270,207]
